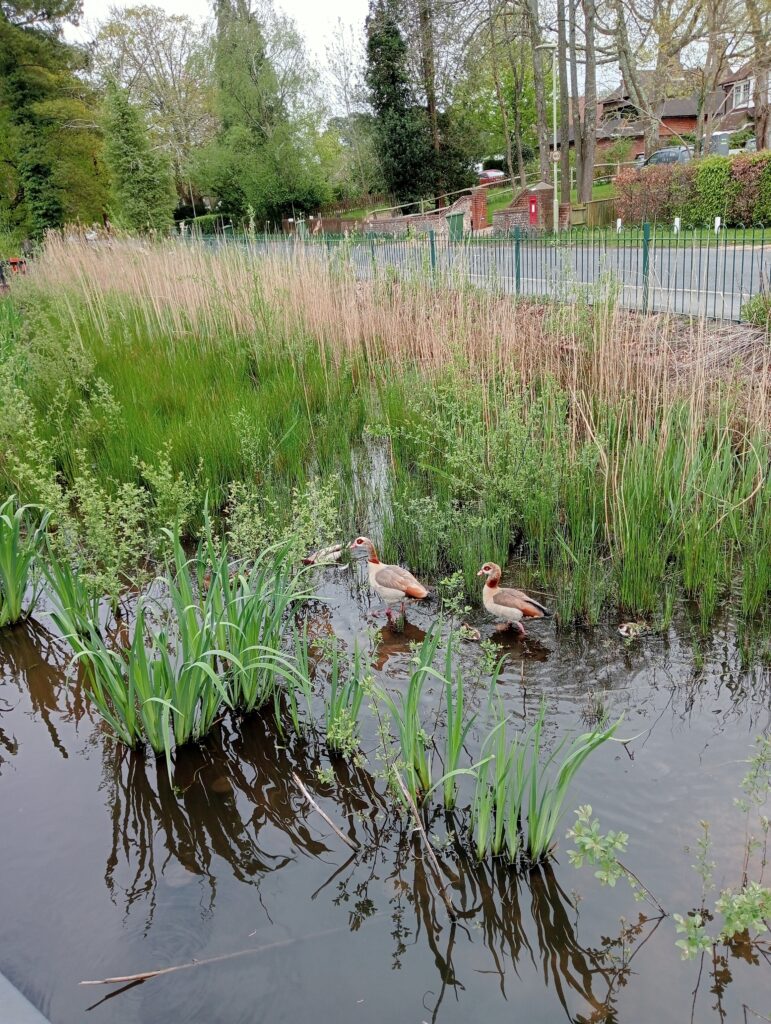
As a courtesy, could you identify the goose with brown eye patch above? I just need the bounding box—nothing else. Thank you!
[476,562,552,636]
[349,536,428,623]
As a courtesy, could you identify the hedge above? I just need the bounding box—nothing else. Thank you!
[615,153,771,227]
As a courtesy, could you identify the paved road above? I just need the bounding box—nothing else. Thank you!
[344,239,771,321]
[227,236,771,321]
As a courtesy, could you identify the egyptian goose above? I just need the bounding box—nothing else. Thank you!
[477,562,551,636]
[349,537,428,621]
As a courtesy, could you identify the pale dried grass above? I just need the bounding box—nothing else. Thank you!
[25,232,771,440]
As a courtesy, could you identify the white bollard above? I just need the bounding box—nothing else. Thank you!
[616,218,622,233]
[714,216,721,234]
[674,217,681,234]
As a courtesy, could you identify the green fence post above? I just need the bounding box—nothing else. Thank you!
[429,229,437,275]
[514,225,521,296]
[642,221,651,313]
[369,233,376,273]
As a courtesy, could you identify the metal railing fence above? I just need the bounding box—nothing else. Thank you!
[197,224,771,322]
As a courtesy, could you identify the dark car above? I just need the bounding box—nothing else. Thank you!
[641,146,692,167]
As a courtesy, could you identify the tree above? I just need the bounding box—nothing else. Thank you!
[365,0,435,204]
[0,0,107,236]
[745,0,771,150]
[102,80,176,230]
[192,0,331,223]
[90,6,217,204]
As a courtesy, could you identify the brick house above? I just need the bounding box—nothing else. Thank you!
[716,62,770,134]
[556,77,720,158]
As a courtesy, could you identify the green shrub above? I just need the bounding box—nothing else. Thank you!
[687,156,737,227]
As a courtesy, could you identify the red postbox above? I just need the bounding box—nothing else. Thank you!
[528,196,538,226]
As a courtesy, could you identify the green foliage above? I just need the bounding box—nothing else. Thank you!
[567,805,630,886]
[741,292,771,328]
[0,8,108,236]
[472,704,620,865]
[325,640,369,757]
[687,156,737,227]
[102,81,176,231]
[0,496,50,627]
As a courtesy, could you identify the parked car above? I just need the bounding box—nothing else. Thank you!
[478,168,506,185]
[640,146,692,167]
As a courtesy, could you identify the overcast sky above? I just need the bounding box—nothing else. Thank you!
[65,0,370,60]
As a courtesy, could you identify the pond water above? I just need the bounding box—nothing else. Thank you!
[0,564,769,1024]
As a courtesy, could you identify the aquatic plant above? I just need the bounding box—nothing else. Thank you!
[378,627,443,803]
[3,235,770,637]
[0,496,50,628]
[325,640,367,758]
[472,703,619,865]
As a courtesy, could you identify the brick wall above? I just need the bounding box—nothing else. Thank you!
[363,195,472,236]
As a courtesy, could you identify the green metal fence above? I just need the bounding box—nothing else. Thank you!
[200,223,771,322]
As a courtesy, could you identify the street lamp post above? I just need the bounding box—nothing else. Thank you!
[535,41,558,233]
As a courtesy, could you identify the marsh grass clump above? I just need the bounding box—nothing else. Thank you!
[48,524,316,774]
[325,640,368,757]
[472,702,620,865]
[0,496,49,628]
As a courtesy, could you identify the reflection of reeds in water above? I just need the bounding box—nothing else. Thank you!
[99,702,651,1022]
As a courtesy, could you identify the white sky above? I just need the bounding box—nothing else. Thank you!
[65,0,369,60]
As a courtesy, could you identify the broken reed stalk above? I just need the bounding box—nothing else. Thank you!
[291,771,359,851]
[80,923,359,986]
[393,769,456,921]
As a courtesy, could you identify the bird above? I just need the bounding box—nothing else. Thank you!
[477,562,552,636]
[349,536,428,622]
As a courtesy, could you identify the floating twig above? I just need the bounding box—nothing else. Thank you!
[292,771,359,851]
[81,924,355,986]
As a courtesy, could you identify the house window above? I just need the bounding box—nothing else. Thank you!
[735,79,751,107]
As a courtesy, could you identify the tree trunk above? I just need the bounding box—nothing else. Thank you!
[579,0,597,203]
[525,0,550,180]
[511,63,528,186]
[556,0,571,205]
[487,1,517,190]
[568,0,583,199]
[417,0,442,194]
[747,0,771,150]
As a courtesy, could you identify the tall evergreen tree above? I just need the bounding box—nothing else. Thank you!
[365,0,434,205]
[0,0,108,237]
[102,81,176,231]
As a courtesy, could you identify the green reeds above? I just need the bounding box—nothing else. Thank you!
[43,544,102,639]
[471,702,619,865]
[379,627,443,803]
[442,637,477,810]
[325,640,366,757]
[0,496,50,628]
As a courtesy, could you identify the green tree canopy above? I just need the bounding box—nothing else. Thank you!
[102,80,176,231]
[0,0,107,237]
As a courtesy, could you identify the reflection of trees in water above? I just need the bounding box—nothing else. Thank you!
[0,618,95,767]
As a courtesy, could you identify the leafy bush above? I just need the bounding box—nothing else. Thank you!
[616,153,771,226]
[688,156,737,226]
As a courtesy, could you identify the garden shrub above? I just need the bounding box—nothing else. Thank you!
[616,153,771,226]
[688,157,737,227]
[753,155,771,225]
[728,155,767,225]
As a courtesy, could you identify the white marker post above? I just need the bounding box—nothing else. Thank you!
[714,216,721,234]
[674,216,681,234]
[616,218,622,234]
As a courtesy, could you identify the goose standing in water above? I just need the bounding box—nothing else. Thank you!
[349,536,428,622]
[477,562,551,636]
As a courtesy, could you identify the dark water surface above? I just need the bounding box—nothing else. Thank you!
[1,566,769,1024]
